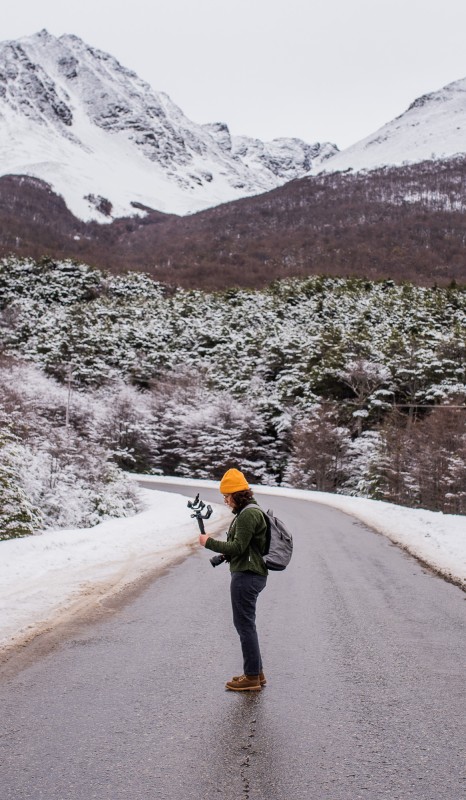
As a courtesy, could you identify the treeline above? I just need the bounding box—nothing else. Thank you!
[288,403,466,514]
[1,157,466,288]
[0,258,465,537]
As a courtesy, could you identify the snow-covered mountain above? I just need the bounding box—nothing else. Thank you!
[0,30,337,221]
[317,77,466,174]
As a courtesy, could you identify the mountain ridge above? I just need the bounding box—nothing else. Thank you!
[0,29,337,221]
[314,75,466,175]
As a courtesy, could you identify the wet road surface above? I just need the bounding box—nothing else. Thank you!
[1,485,465,799]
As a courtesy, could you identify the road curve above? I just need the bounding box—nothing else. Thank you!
[1,484,465,800]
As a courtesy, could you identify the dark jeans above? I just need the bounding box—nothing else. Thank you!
[230,571,267,676]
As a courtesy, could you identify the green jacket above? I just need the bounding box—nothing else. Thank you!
[205,501,268,576]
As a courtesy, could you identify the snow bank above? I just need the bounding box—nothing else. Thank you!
[137,476,466,588]
[0,489,230,651]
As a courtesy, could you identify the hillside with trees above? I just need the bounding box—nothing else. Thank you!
[1,257,465,537]
[1,157,466,289]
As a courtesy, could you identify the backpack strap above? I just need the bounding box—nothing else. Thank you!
[238,503,268,558]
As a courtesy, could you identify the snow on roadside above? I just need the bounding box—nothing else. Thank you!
[137,476,466,588]
[0,489,230,651]
[1,478,464,653]
[261,487,466,589]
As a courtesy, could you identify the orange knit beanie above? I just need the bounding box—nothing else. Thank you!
[219,468,250,494]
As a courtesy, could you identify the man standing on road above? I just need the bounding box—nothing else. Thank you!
[198,469,268,692]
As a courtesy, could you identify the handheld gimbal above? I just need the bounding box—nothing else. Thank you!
[187,493,213,535]
[188,494,225,567]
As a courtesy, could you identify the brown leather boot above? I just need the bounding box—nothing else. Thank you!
[225,674,261,691]
[232,671,267,687]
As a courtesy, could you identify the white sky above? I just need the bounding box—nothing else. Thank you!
[3,0,466,149]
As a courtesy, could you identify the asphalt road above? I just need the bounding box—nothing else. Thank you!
[1,485,465,800]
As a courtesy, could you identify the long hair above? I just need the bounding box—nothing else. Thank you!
[230,489,254,513]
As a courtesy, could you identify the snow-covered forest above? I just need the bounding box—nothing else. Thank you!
[1,257,465,538]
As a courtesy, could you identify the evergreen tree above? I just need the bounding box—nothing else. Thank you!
[0,430,42,540]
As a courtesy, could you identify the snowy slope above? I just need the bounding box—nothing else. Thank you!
[0,30,336,221]
[317,77,466,174]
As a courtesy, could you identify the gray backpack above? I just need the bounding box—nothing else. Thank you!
[243,504,293,571]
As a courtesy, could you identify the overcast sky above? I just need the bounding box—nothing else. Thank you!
[3,0,466,148]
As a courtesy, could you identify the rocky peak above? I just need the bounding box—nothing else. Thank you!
[232,136,338,180]
[0,37,73,126]
[0,30,338,220]
[202,122,233,153]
